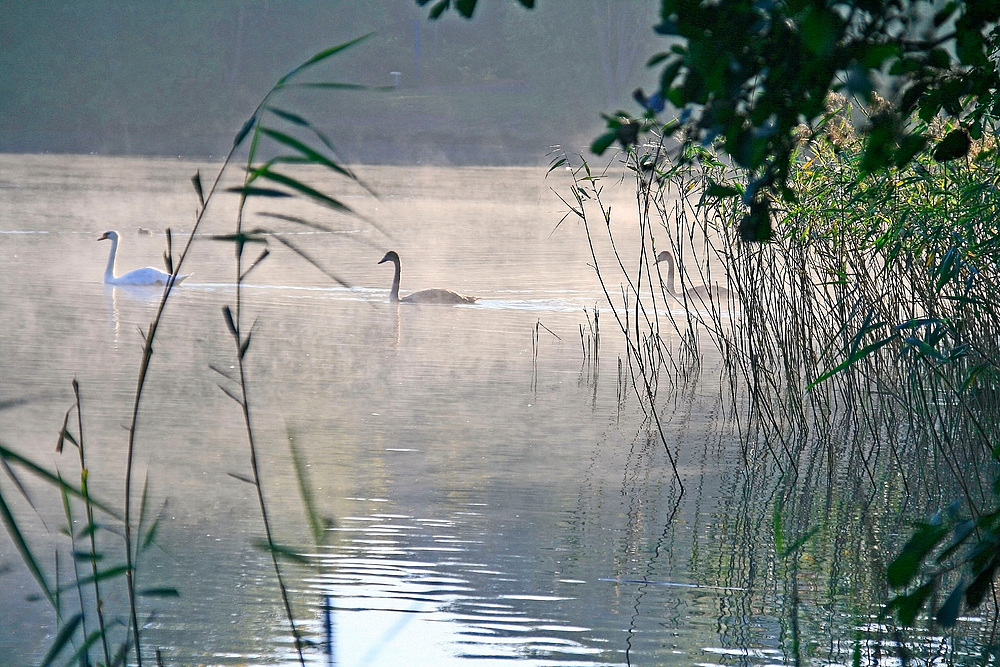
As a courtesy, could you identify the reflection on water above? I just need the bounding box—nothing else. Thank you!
[314,506,606,666]
[0,154,989,666]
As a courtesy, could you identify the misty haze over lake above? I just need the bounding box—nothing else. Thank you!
[4,3,986,667]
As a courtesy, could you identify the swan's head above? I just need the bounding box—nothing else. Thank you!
[378,251,400,265]
[98,231,119,242]
[654,250,673,264]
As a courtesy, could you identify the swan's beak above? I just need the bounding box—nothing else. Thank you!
[378,254,390,264]
[98,232,110,241]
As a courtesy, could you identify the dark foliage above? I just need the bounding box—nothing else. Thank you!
[420,0,999,242]
[417,0,534,20]
[642,1,999,224]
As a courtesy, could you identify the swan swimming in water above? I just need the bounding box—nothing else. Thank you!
[99,230,190,286]
[378,251,477,305]
[655,250,730,300]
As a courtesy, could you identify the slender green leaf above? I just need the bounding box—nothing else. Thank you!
[53,564,130,595]
[233,114,257,148]
[252,539,311,565]
[277,34,373,86]
[887,521,948,588]
[256,212,338,234]
[217,383,244,406]
[0,486,55,606]
[291,82,391,92]
[137,470,152,551]
[934,247,960,291]
[0,444,119,518]
[893,582,935,626]
[225,185,292,198]
[239,330,252,359]
[39,613,83,667]
[896,318,945,330]
[257,169,356,216]
[227,472,257,486]
[259,127,356,181]
[965,558,999,608]
[936,519,976,562]
[141,510,163,552]
[267,233,353,289]
[62,629,106,667]
[289,431,329,547]
[782,527,820,558]
[240,248,271,282]
[222,306,238,338]
[266,106,309,127]
[808,334,897,388]
[191,170,205,208]
[209,364,237,383]
[56,408,76,454]
[210,232,268,247]
[265,108,377,197]
[138,587,180,598]
[903,337,946,362]
[936,580,965,627]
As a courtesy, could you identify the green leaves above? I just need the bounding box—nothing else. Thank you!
[810,310,896,388]
[39,613,84,667]
[592,113,646,154]
[230,35,379,257]
[933,128,972,163]
[887,518,949,588]
[634,0,1000,209]
[739,197,774,244]
[249,165,356,217]
[276,34,374,88]
[889,503,1000,629]
[233,114,257,148]
[418,0,533,19]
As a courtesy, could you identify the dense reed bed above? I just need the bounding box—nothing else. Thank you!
[554,101,1000,661]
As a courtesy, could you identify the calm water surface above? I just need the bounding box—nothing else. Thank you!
[0,154,962,666]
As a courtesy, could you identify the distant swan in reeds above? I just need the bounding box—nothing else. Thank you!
[378,250,477,305]
[99,230,190,286]
[655,250,729,300]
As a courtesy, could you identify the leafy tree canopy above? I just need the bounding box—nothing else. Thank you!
[420,0,1000,241]
[417,0,534,20]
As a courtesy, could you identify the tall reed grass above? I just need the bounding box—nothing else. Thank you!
[552,97,1000,659]
[0,37,379,666]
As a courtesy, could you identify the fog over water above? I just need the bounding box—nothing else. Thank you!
[6,4,981,667]
[0,153,745,666]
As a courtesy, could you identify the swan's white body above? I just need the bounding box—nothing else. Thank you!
[378,251,477,305]
[655,250,730,300]
[99,231,189,286]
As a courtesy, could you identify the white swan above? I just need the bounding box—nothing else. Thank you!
[99,231,190,286]
[655,250,729,300]
[378,251,477,305]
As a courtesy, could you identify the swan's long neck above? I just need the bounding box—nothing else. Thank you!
[660,251,678,296]
[388,255,401,302]
[104,235,119,282]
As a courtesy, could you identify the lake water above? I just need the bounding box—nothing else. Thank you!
[0,154,985,666]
